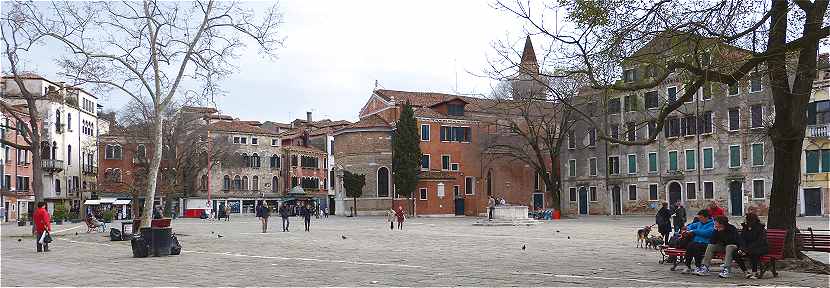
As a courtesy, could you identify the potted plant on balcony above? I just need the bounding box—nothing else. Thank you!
[17,213,26,226]
[53,206,66,225]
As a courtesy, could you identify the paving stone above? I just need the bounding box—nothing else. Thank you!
[1,216,828,287]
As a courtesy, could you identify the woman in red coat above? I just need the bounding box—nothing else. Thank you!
[33,201,52,252]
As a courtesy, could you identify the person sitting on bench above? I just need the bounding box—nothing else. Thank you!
[737,212,768,279]
[697,215,742,278]
[680,210,714,274]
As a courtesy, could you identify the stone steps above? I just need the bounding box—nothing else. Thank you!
[472,218,541,226]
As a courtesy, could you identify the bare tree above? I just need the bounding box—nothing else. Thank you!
[480,80,578,213]
[0,2,49,211]
[494,0,829,256]
[13,0,284,228]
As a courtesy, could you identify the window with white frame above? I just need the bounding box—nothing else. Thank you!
[667,86,678,103]
[703,147,714,169]
[569,187,577,202]
[752,179,765,199]
[421,124,430,141]
[649,183,658,200]
[251,137,258,145]
[751,143,764,166]
[628,184,637,200]
[729,145,741,168]
[465,177,475,195]
[648,152,658,173]
[750,105,764,128]
[421,154,430,171]
[728,108,740,131]
[704,181,714,199]
[589,186,597,202]
[419,187,428,200]
[728,82,739,96]
[567,129,575,149]
[750,74,762,92]
[588,158,597,176]
[685,149,696,171]
[568,159,576,177]
[608,156,620,175]
[271,139,279,146]
[442,155,450,170]
[687,182,697,200]
[627,154,637,174]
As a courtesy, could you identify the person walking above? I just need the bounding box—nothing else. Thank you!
[33,201,52,252]
[672,201,687,233]
[280,204,290,232]
[301,204,312,232]
[224,204,231,221]
[386,208,396,230]
[395,206,406,230]
[259,203,271,233]
[487,196,495,220]
[656,202,673,244]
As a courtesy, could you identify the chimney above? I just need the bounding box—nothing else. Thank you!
[306,111,312,123]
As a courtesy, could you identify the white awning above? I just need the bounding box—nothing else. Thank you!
[83,200,101,205]
[99,198,117,204]
[113,199,131,205]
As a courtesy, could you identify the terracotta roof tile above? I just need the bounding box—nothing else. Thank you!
[345,114,391,129]
[209,120,278,136]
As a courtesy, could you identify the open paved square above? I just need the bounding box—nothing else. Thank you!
[2,216,829,287]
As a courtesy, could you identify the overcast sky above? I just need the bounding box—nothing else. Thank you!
[11,0,528,124]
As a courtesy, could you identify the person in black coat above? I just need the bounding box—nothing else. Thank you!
[279,204,290,232]
[656,202,672,244]
[672,202,687,233]
[737,212,768,279]
[300,204,312,232]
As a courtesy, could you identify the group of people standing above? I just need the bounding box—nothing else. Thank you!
[385,206,407,230]
[486,196,508,220]
[659,201,768,279]
[255,202,315,233]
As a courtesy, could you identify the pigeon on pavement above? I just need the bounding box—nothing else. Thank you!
[217,234,223,238]
[341,235,347,240]
[521,244,526,250]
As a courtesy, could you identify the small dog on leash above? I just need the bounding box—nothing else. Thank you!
[645,235,664,249]
[636,224,655,248]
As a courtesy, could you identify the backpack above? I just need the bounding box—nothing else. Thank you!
[170,235,182,255]
[131,236,149,258]
[110,228,124,241]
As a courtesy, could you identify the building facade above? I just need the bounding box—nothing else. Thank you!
[559,36,776,216]
[800,54,830,216]
[1,75,106,216]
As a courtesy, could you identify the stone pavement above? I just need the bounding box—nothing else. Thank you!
[1,215,828,287]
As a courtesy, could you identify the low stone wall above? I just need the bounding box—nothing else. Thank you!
[493,205,529,220]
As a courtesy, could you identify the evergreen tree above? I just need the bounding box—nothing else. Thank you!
[392,102,422,215]
[343,171,365,216]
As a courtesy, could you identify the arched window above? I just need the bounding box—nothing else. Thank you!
[55,179,61,194]
[377,167,390,198]
[105,168,113,181]
[55,110,61,132]
[233,175,241,190]
[113,168,122,182]
[252,153,260,168]
[114,145,122,159]
[136,144,146,160]
[52,141,57,159]
[200,175,208,190]
[242,153,249,167]
[252,176,259,190]
[270,155,280,168]
[271,176,279,192]
[223,175,231,190]
[67,145,72,165]
[242,176,249,190]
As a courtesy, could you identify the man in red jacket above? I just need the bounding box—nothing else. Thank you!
[708,201,725,218]
[33,201,51,252]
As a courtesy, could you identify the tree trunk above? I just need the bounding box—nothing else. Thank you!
[768,134,802,258]
[140,115,164,228]
[353,197,357,217]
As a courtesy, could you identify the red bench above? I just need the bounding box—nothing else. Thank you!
[796,228,830,253]
[664,229,786,278]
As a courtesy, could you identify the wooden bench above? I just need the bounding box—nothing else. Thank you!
[664,229,786,278]
[796,228,830,253]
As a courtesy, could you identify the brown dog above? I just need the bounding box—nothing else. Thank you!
[636,224,655,248]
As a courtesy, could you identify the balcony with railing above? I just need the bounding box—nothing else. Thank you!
[82,164,98,175]
[41,159,64,172]
[807,124,829,138]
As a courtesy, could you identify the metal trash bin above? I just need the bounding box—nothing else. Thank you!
[151,227,173,257]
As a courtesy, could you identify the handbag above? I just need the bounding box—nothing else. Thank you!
[39,231,52,244]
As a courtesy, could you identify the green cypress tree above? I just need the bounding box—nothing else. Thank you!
[343,170,365,216]
[392,102,422,215]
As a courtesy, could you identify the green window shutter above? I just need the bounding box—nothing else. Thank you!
[628,154,636,174]
[648,153,657,172]
[822,150,830,172]
[807,150,820,173]
[668,151,678,171]
[752,144,764,166]
[703,148,713,169]
[730,146,741,167]
[685,150,696,170]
